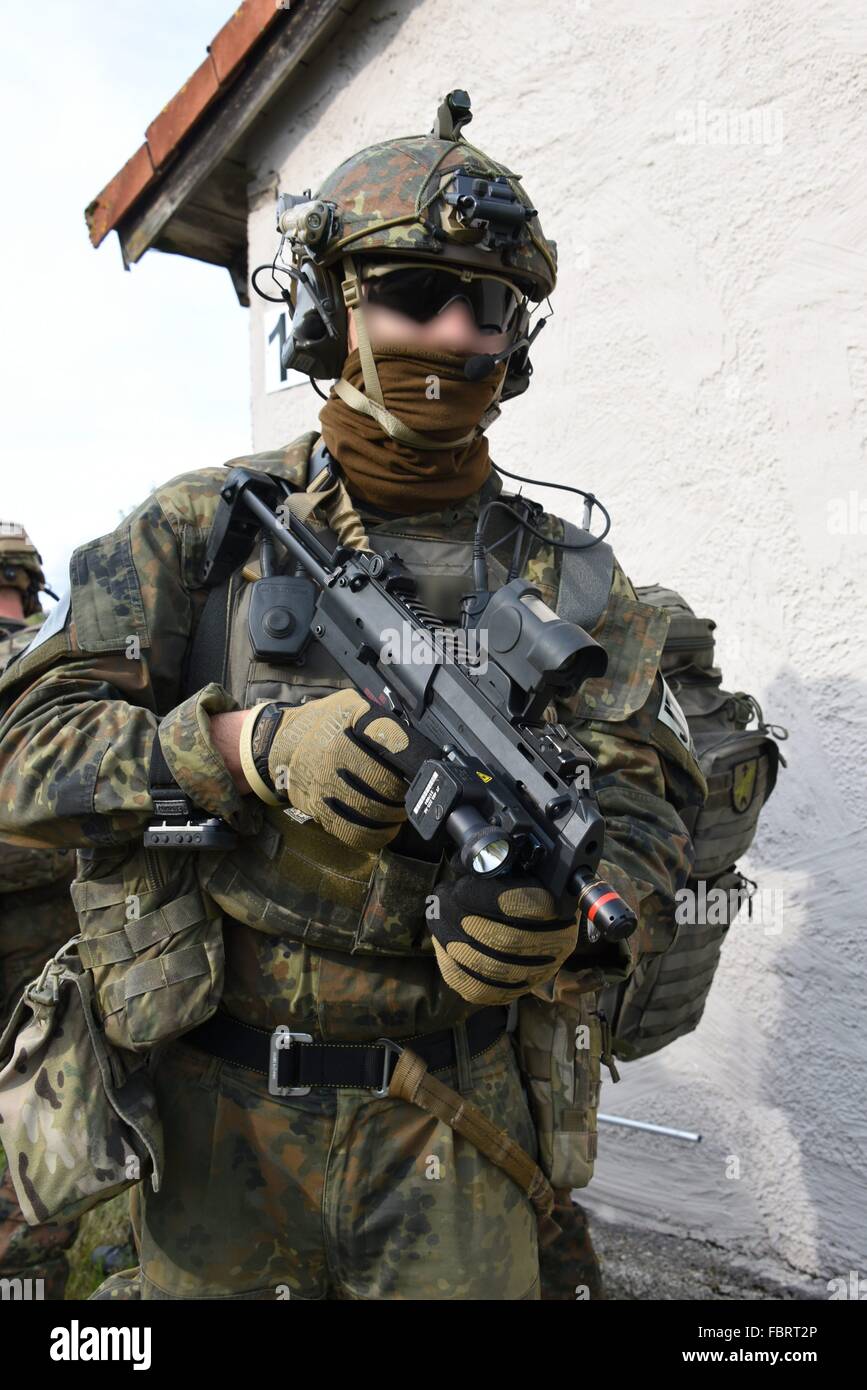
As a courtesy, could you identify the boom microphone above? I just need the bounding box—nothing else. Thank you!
[463,315,548,381]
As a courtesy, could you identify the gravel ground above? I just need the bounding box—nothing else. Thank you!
[589,1214,825,1301]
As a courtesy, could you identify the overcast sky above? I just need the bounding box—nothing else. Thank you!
[1,1,253,601]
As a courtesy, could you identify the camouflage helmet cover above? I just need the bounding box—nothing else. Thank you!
[270,99,559,394]
[313,133,558,299]
[0,522,46,614]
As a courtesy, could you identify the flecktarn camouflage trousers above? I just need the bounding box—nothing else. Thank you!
[540,1191,604,1300]
[135,1030,541,1300]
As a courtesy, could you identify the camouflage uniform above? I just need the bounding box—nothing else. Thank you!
[0,107,706,1299]
[0,434,704,1300]
[540,1191,605,1300]
[0,595,80,1300]
[89,1266,142,1301]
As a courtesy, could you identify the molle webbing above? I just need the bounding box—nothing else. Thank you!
[100,943,211,1014]
[77,889,208,970]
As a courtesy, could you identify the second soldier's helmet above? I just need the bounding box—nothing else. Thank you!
[262,91,557,403]
[0,522,49,617]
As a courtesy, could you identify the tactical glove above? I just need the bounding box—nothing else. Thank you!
[428,871,580,1006]
[239,689,433,852]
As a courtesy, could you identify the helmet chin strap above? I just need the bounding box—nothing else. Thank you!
[335,255,503,451]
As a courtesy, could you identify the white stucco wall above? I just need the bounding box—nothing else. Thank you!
[241,0,866,1287]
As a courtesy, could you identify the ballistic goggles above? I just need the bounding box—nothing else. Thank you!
[359,261,525,338]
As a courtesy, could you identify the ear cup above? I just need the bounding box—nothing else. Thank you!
[281,262,347,379]
[294,308,327,344]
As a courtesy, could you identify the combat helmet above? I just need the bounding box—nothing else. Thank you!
[258,91,557,413]
[0,522,53,617]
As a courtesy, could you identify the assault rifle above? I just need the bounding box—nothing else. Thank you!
[157,466,638,946]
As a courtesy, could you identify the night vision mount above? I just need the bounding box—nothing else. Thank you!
[431,88,473,141]
[441,173,537,250]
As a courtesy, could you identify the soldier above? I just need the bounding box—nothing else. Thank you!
[0,96,706,1300]
[0,523,80,1299]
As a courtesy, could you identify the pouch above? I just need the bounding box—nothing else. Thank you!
[685,730,780,879]
[201,812,442,957]
[0,938,163,1226]
[71,844,224,1051]
[516,984,604,1190]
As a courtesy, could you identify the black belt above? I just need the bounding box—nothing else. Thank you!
[182,1005,509,1098]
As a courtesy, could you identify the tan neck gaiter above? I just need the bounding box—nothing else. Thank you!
[318,345,506,513]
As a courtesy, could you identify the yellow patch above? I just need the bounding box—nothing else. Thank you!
[732,759,758,813]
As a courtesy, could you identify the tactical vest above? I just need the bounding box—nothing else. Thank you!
[187,439,627,1191]
[192,441,619,978]
[70,434,629,1059]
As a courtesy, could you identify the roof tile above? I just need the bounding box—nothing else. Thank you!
[85,143,155,246]
[145,55,221,169]
[209,0,279,84]
[85,0,287,250]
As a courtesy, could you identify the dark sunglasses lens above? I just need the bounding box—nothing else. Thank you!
[365,268,519,333]
[470,281,520,335]
[366,268,447,320]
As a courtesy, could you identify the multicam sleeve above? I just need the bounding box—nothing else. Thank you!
[0,479,257,851]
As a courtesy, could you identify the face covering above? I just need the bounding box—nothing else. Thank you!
[318,344,507,514]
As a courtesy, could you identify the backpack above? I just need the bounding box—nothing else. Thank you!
[598,585,788,1061]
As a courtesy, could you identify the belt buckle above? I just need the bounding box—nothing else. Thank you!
[372,1037,404,1098]
[269,1026,314,1097]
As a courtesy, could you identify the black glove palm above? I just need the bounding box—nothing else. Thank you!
[428,870,579,1005]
